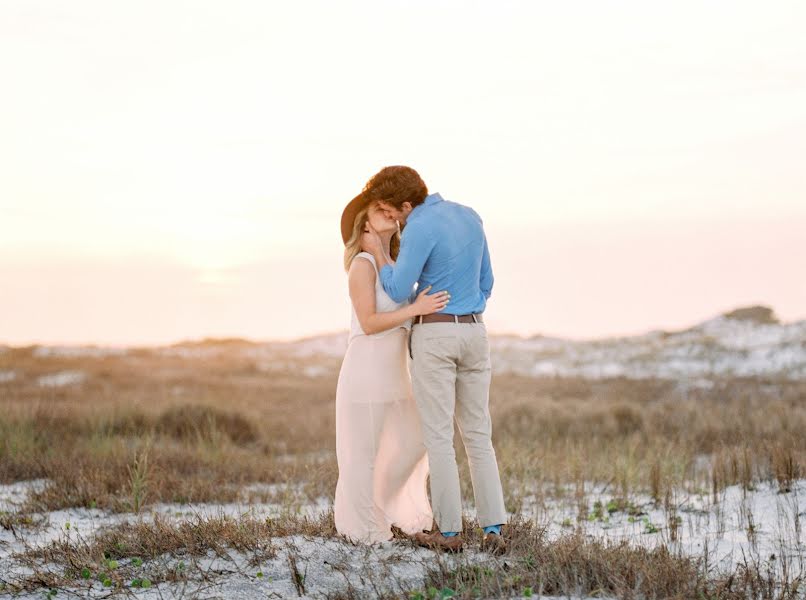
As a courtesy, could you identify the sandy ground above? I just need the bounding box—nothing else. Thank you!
[2,478,804,599]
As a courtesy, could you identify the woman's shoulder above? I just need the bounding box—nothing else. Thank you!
[352,252,378,268]
[354,251,375,263]
[349,252,378,275]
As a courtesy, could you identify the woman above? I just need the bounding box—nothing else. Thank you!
[334,194,450,544]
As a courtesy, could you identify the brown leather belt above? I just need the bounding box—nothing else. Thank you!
[413,313,484,325]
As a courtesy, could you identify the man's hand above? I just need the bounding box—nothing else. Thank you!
[361,222,383,255]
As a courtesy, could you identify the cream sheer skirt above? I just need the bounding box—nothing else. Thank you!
[334,327,433,543]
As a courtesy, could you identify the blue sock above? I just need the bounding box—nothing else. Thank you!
[441,531,459,537]
[483,524,502,535]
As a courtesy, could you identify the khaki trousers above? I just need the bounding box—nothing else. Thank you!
[409,321,507,533]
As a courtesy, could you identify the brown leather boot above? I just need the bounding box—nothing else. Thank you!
[413,530,464,553]
[480,531,507,556]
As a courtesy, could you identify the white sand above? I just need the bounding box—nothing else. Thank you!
[2,478,803,599]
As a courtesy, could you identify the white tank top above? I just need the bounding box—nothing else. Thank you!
[348,252,412,344]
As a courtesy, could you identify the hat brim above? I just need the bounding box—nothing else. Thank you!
[340,192,372,245]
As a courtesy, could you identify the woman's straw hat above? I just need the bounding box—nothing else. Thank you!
[340,191,372,245]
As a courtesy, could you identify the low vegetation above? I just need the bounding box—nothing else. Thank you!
[1,341,804,597]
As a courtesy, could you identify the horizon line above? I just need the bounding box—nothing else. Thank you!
[3,304,802,350]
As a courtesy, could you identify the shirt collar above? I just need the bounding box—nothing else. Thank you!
[408,192,443,223]
[424,192,443,206]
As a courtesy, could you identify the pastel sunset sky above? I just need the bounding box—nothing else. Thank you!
[2,0,805,346]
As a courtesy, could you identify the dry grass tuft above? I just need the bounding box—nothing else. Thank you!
[153,404,259,445]
[411,515,803,600]
[8,509,337,592]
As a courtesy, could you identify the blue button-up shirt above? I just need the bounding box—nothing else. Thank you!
[380,192,493,314]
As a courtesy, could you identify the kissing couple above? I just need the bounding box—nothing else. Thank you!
[334,165,507,554]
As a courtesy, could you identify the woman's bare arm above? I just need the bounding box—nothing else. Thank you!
[348,257,449,335]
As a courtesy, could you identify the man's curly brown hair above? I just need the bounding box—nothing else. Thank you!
[362,166,428,210]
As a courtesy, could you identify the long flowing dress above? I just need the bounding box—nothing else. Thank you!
[334,252,433,543]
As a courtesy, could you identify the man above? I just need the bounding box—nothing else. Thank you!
[360,165,507,555]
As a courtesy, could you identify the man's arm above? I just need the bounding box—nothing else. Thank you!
[469,207,494,300]
[369,223,435,303]
[480,231,494,300]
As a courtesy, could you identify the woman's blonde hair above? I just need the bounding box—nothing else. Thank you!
[343,201,401,272]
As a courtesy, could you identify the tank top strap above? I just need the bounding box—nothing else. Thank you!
[354,252,379,276]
